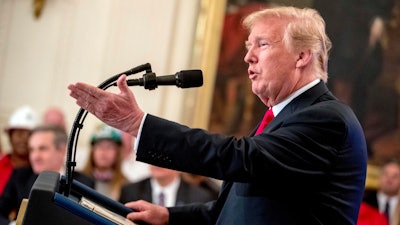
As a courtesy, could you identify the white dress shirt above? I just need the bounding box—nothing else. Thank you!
[150,177,181,207]
[377,191,398,222]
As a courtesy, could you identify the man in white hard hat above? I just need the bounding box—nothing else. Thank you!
[0,106,38,196]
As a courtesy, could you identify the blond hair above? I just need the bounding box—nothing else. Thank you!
[243,6,332,82]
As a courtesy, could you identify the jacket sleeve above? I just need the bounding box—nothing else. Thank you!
[168,201,215,225]
[136,100,365,188]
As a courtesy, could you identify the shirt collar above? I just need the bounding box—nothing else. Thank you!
[272,79,320,116]
[150,176,181,206]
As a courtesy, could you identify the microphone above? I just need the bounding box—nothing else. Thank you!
[125,70,203,90]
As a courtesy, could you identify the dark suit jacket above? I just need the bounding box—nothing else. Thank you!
[0,167,94,225]
[119,177,216,206]
[136,81,367,225]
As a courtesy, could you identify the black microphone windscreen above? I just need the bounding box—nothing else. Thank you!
[177,70,203,88]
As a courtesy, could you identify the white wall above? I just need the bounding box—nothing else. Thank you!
[0,0,204,157]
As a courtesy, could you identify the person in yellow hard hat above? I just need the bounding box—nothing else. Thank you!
[0,105,38,196]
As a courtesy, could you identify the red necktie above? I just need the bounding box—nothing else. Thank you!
[255,108,274,135]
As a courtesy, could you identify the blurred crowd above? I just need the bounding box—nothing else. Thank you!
[0,105,220,225]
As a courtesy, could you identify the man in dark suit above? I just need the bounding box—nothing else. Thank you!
[68,6,367,225]
[119,165,215,206]
[0,125,94,225]
[363,160,400,223]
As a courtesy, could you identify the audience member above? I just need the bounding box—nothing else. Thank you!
[121,131,134,159]
[0,136,3,157]
[82,124,128,200]
[68,6,367,225]
[0,106,38,196]
[119,165,216,207]
[181,173,221,200]
[392,185,400,225]
[363,160,400,224]
[121,132,151,183]
[42,106,67,130]
[0,124,94,225]
[357,202,388,225]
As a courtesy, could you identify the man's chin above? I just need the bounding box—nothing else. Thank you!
[32,167,44,174]
[15,151,29,158]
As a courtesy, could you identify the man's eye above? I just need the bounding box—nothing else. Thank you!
[245,41,270,50]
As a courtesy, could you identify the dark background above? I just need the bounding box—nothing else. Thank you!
[208,0,400,166]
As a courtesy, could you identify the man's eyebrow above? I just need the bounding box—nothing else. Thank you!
[244,37,270,46]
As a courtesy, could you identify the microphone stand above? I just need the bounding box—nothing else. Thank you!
[62,63,153,197]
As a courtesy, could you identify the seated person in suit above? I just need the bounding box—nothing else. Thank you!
[357,202,388,225]
[0,124,94,225]
[120,132,151,183]
[119,165,216,207]
[363,160,400,224]
[181,173,221,200]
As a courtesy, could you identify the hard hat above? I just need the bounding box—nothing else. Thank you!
[90,124,122,145]
[4,105,39,132]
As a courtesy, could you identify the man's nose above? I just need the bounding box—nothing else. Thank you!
[244,49,257,64]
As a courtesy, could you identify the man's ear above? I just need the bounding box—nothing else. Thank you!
[296,50,312,68]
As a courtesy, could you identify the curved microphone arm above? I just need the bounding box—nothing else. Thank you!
[63,63,152,197]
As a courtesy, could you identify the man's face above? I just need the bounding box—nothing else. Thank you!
[150,165,179,180]
[9,129,30,157]
[379,162,400,196]
[29,131,65,174]
[244,17,299,107]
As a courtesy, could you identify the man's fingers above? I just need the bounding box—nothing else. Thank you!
[124,201,168,225]
[68,82,102,99]
[68,85,87,109]
[126,211,145,222]
[125,200,147,211]
[68,82,108,111]
[125,201,148,222]
[117,75,131,96]
[68,84,82,99]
